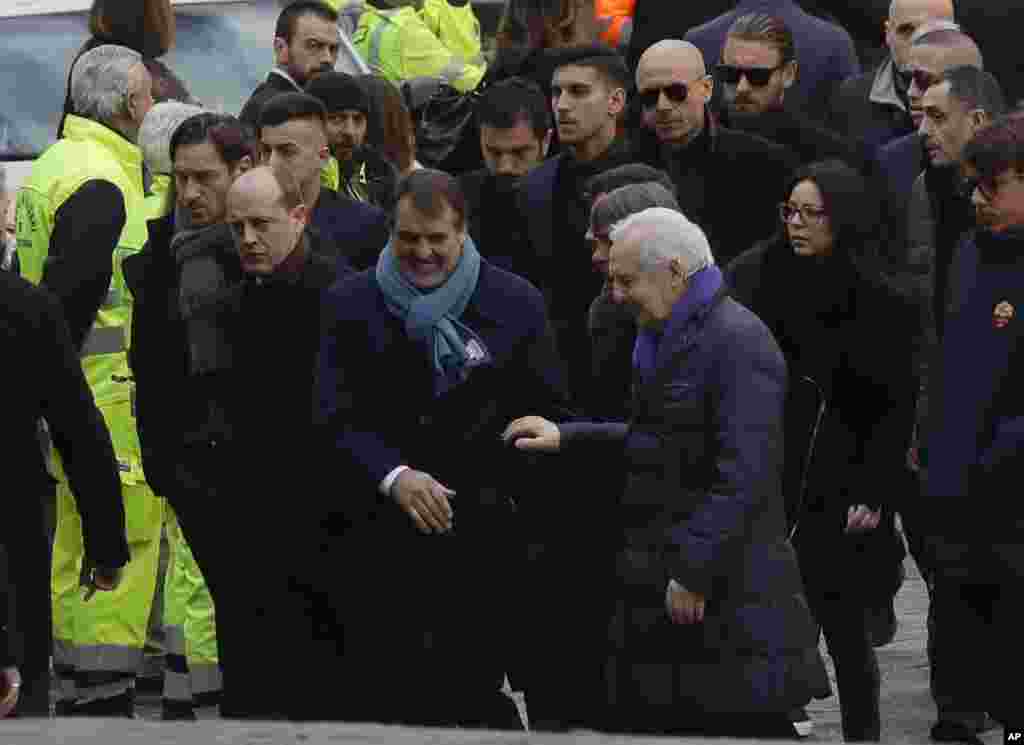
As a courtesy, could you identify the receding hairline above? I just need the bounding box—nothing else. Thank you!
[889,0,954,21]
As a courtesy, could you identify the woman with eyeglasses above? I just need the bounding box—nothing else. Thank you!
[725,159,920,743]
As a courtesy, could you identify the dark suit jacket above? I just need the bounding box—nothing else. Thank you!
[878,132,925,255]
[1,273,129,668]
[239,71,300,128]
[310,186,390,272]
[318,261,568,513]
[829,62,915,149]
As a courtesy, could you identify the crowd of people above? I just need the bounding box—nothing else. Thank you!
[1,0,1022,742]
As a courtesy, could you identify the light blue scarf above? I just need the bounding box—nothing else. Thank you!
[375,236,490,396]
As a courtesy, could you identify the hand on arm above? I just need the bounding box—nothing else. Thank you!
[390,469,456,535]
[502,416,562,452]
[665,580,706,625]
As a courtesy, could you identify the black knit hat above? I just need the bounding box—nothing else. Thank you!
[305,72,370,115]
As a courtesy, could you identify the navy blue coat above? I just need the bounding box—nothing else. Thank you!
[685,0,860,124]
[309,186,390,273]
[562,291,828,720]
[318,260,568,515]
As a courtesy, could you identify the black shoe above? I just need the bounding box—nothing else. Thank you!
[930,720,985,744]
[161,700,197,721]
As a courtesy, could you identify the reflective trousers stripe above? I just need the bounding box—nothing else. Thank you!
[164,625,186,657]
[438,57,466,84]
[81,325,126,357]
[76,643,145,673]
[53,638,76,668]
[163,669,192,703]
[76,677,134,704]
[189,663,223,696]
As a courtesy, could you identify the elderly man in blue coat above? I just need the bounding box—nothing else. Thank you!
[505,207,829,738]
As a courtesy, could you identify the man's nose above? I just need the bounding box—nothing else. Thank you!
[736,75,752,95]
[611,285,626,304]
[182,178,201,203]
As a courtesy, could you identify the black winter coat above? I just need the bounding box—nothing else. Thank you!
[635,114,796,266]
[562,290,829,720]
[726,239,916,597]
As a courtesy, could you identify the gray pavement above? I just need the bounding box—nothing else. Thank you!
[1,557,1006,743]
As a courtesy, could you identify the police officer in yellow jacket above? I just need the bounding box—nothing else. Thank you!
[16,44,163,717]
[344,0,486,93]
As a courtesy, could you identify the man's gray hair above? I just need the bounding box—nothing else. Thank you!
[589,182,680,238]
[139,102,207,175]
[609,207,714,275]
[70,44,144,125]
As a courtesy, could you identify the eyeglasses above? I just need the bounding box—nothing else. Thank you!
[637,77,708,110]
[716,64,782,87]
[909,69,942,93]
[779,202,828,225]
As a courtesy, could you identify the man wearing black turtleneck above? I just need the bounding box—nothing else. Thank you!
[518,46,635,407]
[633,39,796,266]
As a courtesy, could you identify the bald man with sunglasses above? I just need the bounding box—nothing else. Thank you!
[633,40,797,265]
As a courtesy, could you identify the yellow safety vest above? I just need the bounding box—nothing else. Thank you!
[354,3,485,93]
[144,173,174,221]
[16,114,149,409]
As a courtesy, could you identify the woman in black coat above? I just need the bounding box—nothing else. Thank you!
[726,160,918,743]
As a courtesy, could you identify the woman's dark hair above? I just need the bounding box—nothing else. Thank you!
[962,110,1024,185]
[774,159,904,293]
[358,74,417,173]
[394,169,467,229]
[170,113,257,168]
[144,58,194,105]
[89,0,176,58]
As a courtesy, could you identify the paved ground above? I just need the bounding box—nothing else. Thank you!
[1,556,1007,743]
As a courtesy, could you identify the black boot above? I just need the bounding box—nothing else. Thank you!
[72,690,135,718]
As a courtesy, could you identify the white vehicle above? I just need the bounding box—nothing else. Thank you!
[0,0,369,191]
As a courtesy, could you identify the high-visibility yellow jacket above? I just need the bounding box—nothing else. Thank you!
[16,114,149,410]
[353,1,485,93]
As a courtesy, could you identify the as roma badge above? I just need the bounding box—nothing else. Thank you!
[993,301,1015,329]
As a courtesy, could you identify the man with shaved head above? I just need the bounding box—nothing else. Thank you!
[634,40,796,264]
[831,0,955,147]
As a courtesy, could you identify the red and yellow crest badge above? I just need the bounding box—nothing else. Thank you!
[993,301,1015,329]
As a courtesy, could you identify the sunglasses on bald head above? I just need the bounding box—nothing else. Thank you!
[716,64,782,87]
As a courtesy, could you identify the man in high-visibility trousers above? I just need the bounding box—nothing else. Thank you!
[16,43,163,717]
[347,0,486,93]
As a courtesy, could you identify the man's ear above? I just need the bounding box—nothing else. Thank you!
[609,86,627,118]
[273,37,288,65]
[782,61,798,90]
[670,256,686,283]
[971,109,992,133]
[232,155,254,179]
[698,74,714,104]
[290,202,310,228]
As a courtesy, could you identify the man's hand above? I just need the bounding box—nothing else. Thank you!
[392,469,456,535]
[502,416,561,452]
[846,504,882,533]
[665,579,705,625]
[0,667,21,718]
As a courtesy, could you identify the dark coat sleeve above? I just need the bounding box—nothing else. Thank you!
[667,311,787,598]
[317,279,406,489]
[43,180,126,351]
[36,286,129,570]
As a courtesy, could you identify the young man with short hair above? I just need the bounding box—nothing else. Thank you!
[239,1,340,127]
[258,92,390,270]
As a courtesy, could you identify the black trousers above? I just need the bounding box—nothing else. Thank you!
[1,493,54,716]
[804,590,882,742]
[928,542,1024,729]
[339,502,523,730]
[167,442,303,720]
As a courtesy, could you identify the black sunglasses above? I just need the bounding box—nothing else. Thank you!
[637,82,693,110]
[716,64,782,87]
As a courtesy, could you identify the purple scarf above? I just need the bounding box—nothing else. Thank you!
[633,265,723,381]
